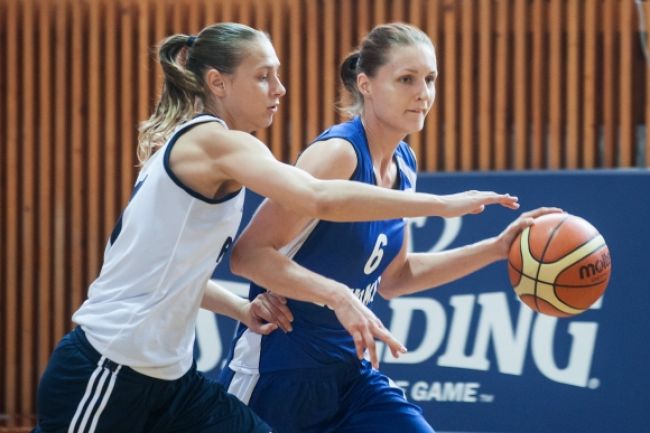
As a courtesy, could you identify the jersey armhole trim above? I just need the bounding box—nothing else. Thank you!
[163,120,242,204]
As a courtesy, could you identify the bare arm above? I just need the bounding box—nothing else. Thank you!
[201,279,292,335]
[379,207,564,299]
[178,125,519,221]
[201,279,248,321]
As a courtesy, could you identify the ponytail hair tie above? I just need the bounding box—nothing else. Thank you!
[349,55,359,71]
[186,35,197,47]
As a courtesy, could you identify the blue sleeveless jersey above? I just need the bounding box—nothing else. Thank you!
[226,117,417,374]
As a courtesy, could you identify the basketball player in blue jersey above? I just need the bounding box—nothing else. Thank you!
[33,22,522,433]
[220,23,561,433]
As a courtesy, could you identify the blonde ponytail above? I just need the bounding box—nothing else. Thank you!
[137,34,203,164]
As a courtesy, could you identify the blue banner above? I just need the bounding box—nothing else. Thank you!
[198,170,650,433]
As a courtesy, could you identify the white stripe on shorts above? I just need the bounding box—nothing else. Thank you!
[87,365,122,433]
[67,356,121,433]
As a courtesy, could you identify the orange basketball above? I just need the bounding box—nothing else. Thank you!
[508,213,611,317]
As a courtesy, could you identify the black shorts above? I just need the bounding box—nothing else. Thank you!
[33,327,271,433]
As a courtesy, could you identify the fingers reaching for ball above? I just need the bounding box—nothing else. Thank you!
[519,207,565,223]
[495,207,564,259]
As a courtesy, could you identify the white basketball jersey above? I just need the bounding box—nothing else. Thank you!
[73,115,245,380]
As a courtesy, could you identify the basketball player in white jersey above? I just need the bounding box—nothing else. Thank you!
[220,23,561,433]
[33,22,520,433]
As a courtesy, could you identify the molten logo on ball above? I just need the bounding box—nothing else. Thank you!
[579,251,612,280]
[508,213,612,317]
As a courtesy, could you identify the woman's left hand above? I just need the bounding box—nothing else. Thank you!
[241,292,294,334]
[493,207,564,259]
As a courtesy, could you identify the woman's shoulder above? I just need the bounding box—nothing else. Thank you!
[297,137,358,180]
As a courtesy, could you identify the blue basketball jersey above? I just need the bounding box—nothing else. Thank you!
[226,116,417,374]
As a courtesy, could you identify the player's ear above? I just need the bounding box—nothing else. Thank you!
[357,73,371,96]
[206,68,227,97]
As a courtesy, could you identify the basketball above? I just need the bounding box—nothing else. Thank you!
[508,213,611,317]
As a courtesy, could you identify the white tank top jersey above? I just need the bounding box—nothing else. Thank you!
[73,115,245,380]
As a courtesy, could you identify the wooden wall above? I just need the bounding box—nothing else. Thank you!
[1,0,649,428]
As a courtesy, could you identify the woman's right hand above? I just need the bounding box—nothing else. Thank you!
[331,292,407,369]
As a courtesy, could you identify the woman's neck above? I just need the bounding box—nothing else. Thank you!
[360,113,405,175]
[202,100,237,131]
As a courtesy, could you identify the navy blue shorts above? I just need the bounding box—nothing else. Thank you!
[221,362,435,433]
[33,327,271,433]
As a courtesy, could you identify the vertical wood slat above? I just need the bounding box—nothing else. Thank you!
[548,0,562,168]
[391,0,404,22]
[171,0,183,32]
[0,0,5,412]
[20,0,36,418]
[5,0,18,424]
[373,0,387,29]
[252,0,268,146]
[121,0,135,204]
[269,0,284,159]
[203,0,216,24]
[425,0,440,171]
[408,0,423,162]
[37,0,53,379]
[442,0,457,171]
[602,0,616,167]
[322,0,335,129]
[52,0,68,349]
[357,0,369,39]
[583,0,597,169]
[338,0,353,127]
[619,0,633,166]
[220,0,233,21]
[460,0,474,171]
[86,0,101,299]
[305,0,319,142]
[0,0,5,417]
[137,0,151,140]
[104,0,117,272]
[288,0,302,162]
[493,0,508,170]
[238,0,251,26]
[566,0,580,169]
[70,0,85,315]
[478,0,492,170]
[153,1,166,95]
[251,1,265,37]
[513,0,527,169]
[187,0,200,33]
[530,0,545,169]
